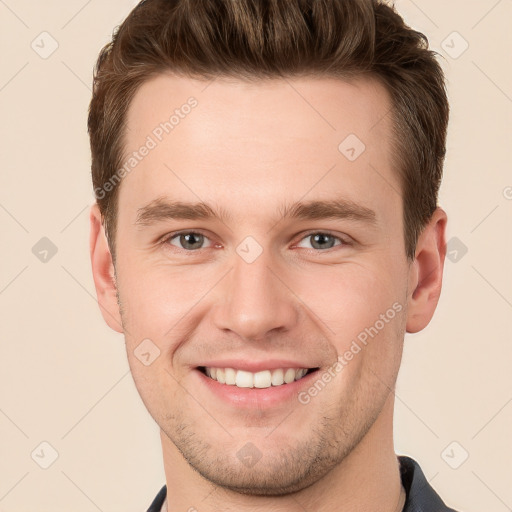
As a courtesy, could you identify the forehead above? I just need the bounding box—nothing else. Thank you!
[124,72,392,148]
[119,73,399,225]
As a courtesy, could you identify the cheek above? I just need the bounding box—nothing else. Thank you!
[126,357,182,427]
[294,260,407,390]
[115,258,204,337]
[303,267,405,401]
[296,261,403,343]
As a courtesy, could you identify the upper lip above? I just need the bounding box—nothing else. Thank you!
[197,359,319,372]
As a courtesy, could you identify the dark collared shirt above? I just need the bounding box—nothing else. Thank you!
[147,455,460,511]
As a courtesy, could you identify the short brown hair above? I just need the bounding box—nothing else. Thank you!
[88,0,449,265]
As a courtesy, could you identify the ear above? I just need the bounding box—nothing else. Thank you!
[406,207,448,333]
[89,203,124,333]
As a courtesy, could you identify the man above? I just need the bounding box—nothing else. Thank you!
[88,0,458,510]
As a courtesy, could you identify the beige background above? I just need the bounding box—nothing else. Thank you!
[1,0,511,511]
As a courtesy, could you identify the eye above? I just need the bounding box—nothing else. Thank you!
[296,232,348,251]
[164,231,214,251]
[161,230,350,253]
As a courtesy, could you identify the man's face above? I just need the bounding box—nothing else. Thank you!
[110,74,413,493]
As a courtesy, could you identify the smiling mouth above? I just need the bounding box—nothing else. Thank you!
[198,366,319,388]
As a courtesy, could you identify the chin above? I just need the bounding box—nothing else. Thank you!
[192,459,329,496]
[171,430,345,497]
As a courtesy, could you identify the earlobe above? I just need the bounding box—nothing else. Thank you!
[89,203,124,333]
[406,207,448,333]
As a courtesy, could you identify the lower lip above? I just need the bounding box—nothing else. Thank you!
[194,369,319,408]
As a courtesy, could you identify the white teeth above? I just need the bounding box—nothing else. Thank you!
[284,368,296,383]
[225,368,236,385]
[235,370,253,388]
[271,368,284,386]
[216,368,226,384]
[202,366,310,388]
[254,370,272,388]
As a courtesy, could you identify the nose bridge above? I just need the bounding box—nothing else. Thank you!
[212,247,298,341]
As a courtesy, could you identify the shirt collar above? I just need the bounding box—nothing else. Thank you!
[398,455,459,512]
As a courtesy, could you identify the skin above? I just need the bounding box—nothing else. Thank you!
[90,74,447,512]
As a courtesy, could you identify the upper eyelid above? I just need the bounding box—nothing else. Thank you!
[162,229,213,244]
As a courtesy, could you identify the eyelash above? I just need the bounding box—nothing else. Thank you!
[159,230,352,253]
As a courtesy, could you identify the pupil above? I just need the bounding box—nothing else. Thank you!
[182,233,203,249]
[312,233,334,249]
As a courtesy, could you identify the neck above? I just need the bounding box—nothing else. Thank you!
[160,392,402,512]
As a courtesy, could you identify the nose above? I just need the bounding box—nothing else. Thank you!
[211,250,299,342]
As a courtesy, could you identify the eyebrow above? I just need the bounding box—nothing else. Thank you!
[134,196,377,228]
